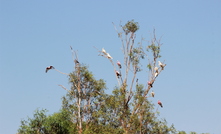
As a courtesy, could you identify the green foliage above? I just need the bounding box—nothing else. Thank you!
[147,63,152,70]
[178,131,210,134]
[64,64,107,116]
[18,20,207,134]
[43,109,75,134]
[18,109,48,134]
[178,131,187,134]
[123,19,139,34]
[130,46,145,71]
[190,132,197,134]
[147,42,161,59]
[17,109,75,134]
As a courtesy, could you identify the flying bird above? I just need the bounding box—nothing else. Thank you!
[115,70,121,78]
[107,53,113,59]
[45,66,55,73]
[158,100,163,108]
[151,91,155,97]
[158,61,166,70]
[117,60,122,68]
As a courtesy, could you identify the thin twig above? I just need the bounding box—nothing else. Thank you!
[58,84,73,95]
[54,69,69,75]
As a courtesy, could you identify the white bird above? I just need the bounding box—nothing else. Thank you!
[154,67,158,73]
[151,91,155,97]
[158,61,163,66]
[158,61,166,70]
[107,53,113,59]
[155,72,158,77]
[102,48,107,55]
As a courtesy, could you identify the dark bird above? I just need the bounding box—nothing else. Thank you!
[158,100,163,108]
[117,60,122,68]
[74,59,79,64]
[115,70,121,78]
[148,81,153,88]
[45,66,55,73]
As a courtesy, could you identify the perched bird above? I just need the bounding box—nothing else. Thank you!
[107,53,113,59]
[154,67,159,73]
[74,59,79,64]
[158,100,163,108]
[158,61,166,70]
[154,72,158,77]
[117,60,122,68]
[151,91,155,97]
[148,81,153,87]
[115,70,121,78]
[102,48,107,55]
[45,66,55,73]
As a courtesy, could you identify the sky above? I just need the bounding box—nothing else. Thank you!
[0,0,221,133]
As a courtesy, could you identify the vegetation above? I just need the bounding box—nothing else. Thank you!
[17,20,209,134]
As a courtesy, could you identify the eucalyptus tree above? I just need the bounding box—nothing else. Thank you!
[97,20,175,134]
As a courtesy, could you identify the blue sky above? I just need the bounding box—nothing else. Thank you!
[1,0,221,133]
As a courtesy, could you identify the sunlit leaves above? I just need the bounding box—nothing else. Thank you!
[17,109,75,134]
[123,19,139,34]
[147,63,152,70]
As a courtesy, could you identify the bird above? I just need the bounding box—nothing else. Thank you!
[151,91,155,97]
[115,70,121,78]
[158,61,166,70]
[45,66,55,73]
[107,53,113,59]
[117,60,122,68]
[102,48,107,55]
[154,67,159,73]
[148,81,153,87]
[154,72,158,77]
[74,59,79,64]
[158,100,163,108]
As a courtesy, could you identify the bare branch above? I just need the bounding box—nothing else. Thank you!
[54,69,69,75]
[58,84,72,95]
